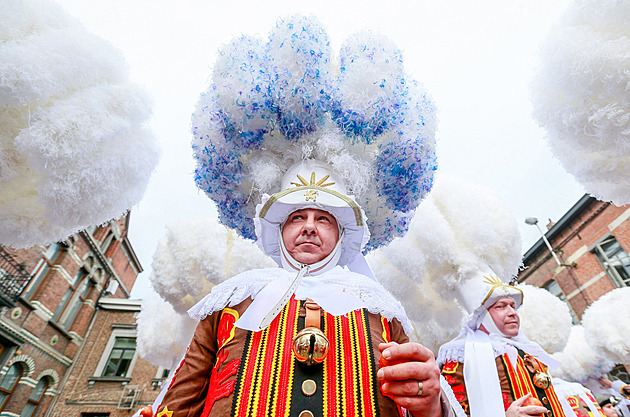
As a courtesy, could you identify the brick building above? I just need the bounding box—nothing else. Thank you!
[517,194,630,377]
[0,215,163,417]
[48,297,167,416]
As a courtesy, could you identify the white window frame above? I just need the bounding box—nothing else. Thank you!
[93,329,138,378]
[155,366,170,379]
[591,234,630,288]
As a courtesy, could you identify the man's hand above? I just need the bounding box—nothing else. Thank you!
[506,394,548,417]
[599,376,613,389]
[377,342,442,417]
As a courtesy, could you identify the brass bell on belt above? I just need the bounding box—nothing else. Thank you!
[533,371,552,390]
[292,327,329,365]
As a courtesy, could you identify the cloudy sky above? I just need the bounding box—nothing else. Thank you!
[55,0,585,298]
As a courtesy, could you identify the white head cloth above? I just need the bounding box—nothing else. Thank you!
[235,226,368,331]
[254,159,373,278]
[233,159,378,331]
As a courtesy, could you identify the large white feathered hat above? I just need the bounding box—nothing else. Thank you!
[191,15,438,268]
[518,284,573,354]
[581,287,630,365]
[0,0,159,248]
[531,0,630,205]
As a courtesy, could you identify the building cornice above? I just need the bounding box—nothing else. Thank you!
[0,318,72,366]
[98,297,142,312]
[523,194,594,263]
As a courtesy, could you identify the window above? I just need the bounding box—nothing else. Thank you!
[93,328,138,379]
[23,243,63,300]
[159,368,170,379]
[19,376,50,417]
[100,232,114,253]
[52,268,93,329]
[593,235,630,287]
[102,337,137,377]
[0,363,23,412]
[543,280,579,324]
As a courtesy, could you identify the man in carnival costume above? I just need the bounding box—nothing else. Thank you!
[598,394,623,417]
[552,378,607,417]
[155,15,452,417]
[592,376,630,417]
[438,271,571,417]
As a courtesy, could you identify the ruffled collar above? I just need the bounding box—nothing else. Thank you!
[188,266,412,334]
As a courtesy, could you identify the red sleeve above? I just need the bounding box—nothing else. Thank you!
[441,361,469,416]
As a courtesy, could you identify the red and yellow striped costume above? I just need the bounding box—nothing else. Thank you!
[157,296,408,417]
[441,349,565,416]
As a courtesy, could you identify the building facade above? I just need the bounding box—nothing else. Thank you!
[517,194,630,377]
[48,297,166,417]
[0,215,162,417]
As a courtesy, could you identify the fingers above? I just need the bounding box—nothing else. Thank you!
[377,359,439,383]
[377,342,443,416]
[380,377,440,398]
[522,405,549,416]
[510,393,531,407]
[385,393,441,416]
[379,342,435,363]
[507,395,548,417]
[380,379,423,397]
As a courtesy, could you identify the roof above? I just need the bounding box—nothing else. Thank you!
[522,193,594,264]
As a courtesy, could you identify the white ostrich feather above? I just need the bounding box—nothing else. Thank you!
[149,215,275,313]
[368,174,519,352]
[582,287,630,364]
[532,0,630,205]
[136,291,197,370]
[518,284,573,354]
[0,0,159,248]
[550,326,615,383]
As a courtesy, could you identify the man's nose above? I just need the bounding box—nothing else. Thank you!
[302,216,317,233]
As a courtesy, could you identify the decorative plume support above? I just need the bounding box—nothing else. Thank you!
[191,15,438,251]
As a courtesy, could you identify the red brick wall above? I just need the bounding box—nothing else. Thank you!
[50,306,162,417]
[519,201,630,318]
[0,213,149,416]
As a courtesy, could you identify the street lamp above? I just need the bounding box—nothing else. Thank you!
[525,217,575,268]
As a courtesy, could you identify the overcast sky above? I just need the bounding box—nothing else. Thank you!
[55,0,585,299]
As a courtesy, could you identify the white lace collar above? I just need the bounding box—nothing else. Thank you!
[188,266,412,334]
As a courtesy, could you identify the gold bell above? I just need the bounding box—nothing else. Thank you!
[292,327,329,365]
[533,371,551,390]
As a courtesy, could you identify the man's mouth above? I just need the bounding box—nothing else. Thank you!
[298,242,319,247]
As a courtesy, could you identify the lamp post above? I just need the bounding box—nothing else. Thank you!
[525,217,575,268]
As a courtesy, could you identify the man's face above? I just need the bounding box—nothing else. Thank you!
[602,404,619,417]
[281,208,339,265]
[487,297,520,337]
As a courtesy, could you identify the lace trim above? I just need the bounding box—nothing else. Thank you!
[436,335,510,366]
[188,267,413,334]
